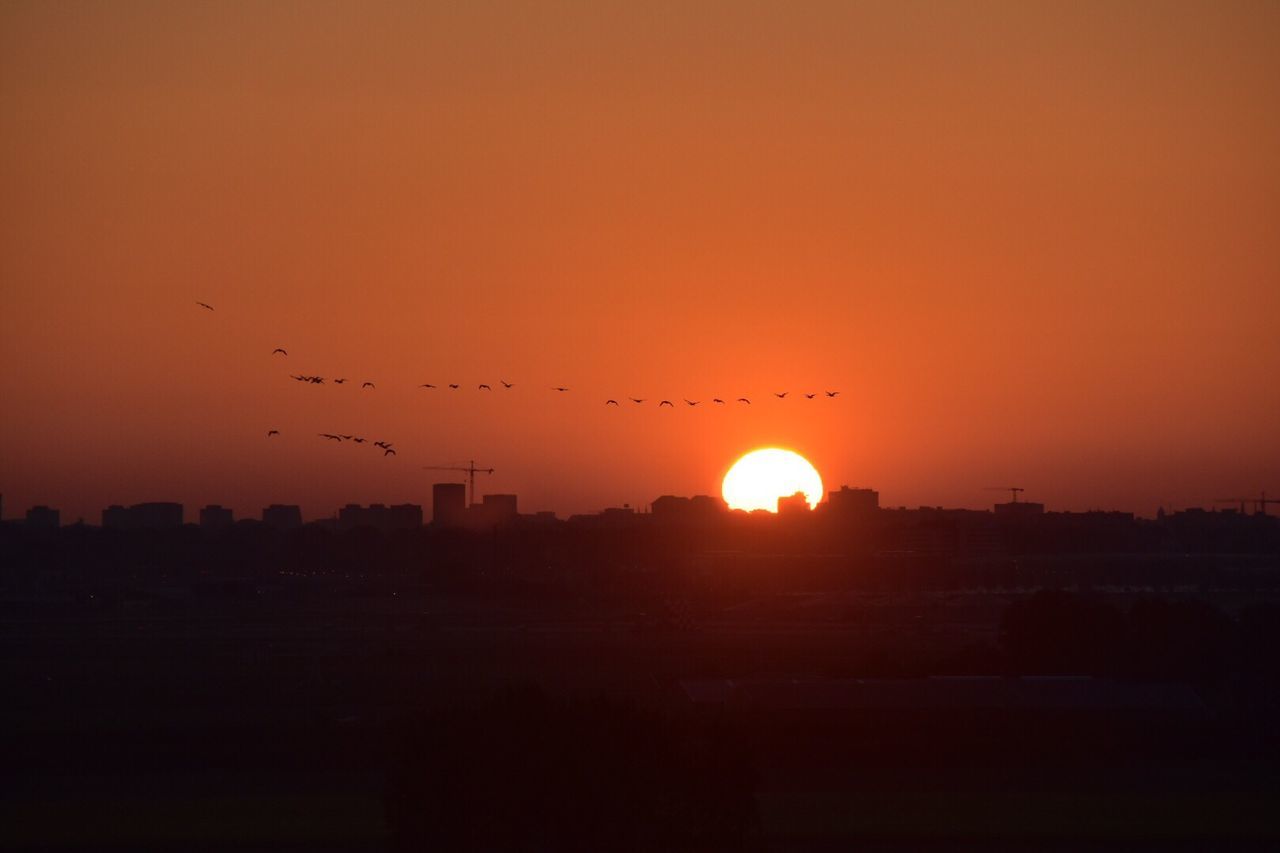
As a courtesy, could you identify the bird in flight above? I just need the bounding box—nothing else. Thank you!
[267,430,279,437]
[272,348,287,356]
[825,390,839,397]
[448,384,460,390]
[290,374,307,382]
[420,383,436,389]
[374,440,390,449]
[712,398,725,404]
[500,380,513,388]
[195,301,214,311]
[319,433,342,441]
[659,400,674,407]
[629,397,645,404]
[684,399,699,407]
[352,437,366,444]
[478,384,491,391]
[775,392,788,399]
[804,393,816,399]
[552,387,569,392]
[384,448,397,457]
[362,382,375,389]
[737,398,751,404]
[606,399,619,406]
[310,377,325,384]
[333,378,348,384]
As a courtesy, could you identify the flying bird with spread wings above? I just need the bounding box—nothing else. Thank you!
[606,399,619,406]
[195,301,214,311]
[659,400,674,407]
[825,390,839,397]
[271,348,287,356]
[478,384,491,391]
[500,380,513,388]
[267,430,279,437]
[362,382,375,389]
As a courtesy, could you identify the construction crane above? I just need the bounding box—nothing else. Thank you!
[422,460,494,507]
[1215,491,1280,516]
[985,486,1025,503]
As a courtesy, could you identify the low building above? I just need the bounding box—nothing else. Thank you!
[199,505,234,531]
[262,504,302,530]
[25,505,60,529]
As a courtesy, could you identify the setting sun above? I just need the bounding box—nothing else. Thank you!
[722,448,824,513]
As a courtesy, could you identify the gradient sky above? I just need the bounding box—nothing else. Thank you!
[2,1,1278,523]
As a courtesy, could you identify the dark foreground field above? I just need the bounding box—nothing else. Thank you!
[4,581,1280,851]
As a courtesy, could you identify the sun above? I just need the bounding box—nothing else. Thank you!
[722,448,824,512]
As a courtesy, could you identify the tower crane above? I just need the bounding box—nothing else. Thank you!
[985,486,1025,503]
[1216,491,1280,516]
[422,460,494,507]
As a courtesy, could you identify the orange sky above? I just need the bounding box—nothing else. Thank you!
[2,1,1278,523]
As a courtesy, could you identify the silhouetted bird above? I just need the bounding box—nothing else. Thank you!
[825,390,839,397]
[362,381,375,389]
[737,398,751,404]
[339,434,353,440]
[272,348,287,356]
[606,399,619,405]
[374,441,390,449]
[353,437,366,444]
[420,383,436,389]
[775,392,788,399]
[659,400,674,407]
[333,378,348,384]
[478,384,491,391]
[310,377,325,384]
[500,380,513,388]
[448,384,460,390]
[267,430,279,437]
[804,393,816,399]
[685,399,699,406]
[291,374,307,382]
[320,433,342,441]
[553,387,569,392]
[196,301,214,311]
[713,398,725,404]
[384,448,396,456]
[630,398,645,404]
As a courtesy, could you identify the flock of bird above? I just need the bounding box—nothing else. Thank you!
[196,299,842,458]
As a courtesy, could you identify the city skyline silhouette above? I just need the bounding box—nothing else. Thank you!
[3,2,1280,850]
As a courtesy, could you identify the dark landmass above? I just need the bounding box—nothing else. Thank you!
[3,508,1280,850]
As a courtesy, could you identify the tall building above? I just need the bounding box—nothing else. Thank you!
[262,504,302,529]
[25,505,60,529]
[480,494,518,525]
[199,505,234,530]
[432,483,466,527]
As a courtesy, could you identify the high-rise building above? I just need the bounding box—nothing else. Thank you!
[262,504,303,529]
[432,483,466,527]
[200,505,234,530]
[25,505,60,529]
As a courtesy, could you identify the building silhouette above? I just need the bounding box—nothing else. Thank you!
[337,503,423,532]
[777,491,812,514]
[25,505,60,529]
[828,485,879,515]
[101,502,184,529]
[432,483,467,528]
[199,505,234,531]
[261,504,302,530]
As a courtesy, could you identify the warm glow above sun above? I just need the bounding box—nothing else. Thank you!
[722,448,824,513]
